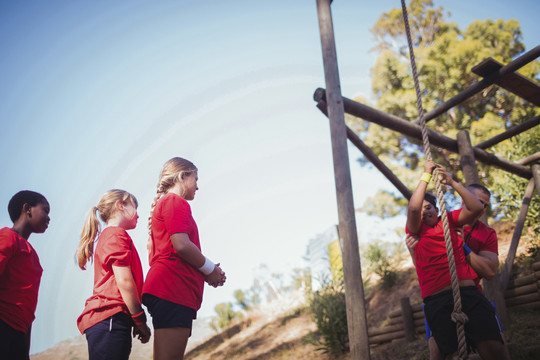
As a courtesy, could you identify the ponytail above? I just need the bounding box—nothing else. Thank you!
[77,206,100,270]
[77,189,138,270]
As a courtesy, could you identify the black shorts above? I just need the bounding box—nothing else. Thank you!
[424,286,503,357]
[0,320,28,360]
[142,294,196,331]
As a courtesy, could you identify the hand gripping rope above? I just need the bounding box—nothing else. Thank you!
[400,1,469,359]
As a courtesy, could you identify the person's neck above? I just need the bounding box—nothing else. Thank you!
[107,215,127,230]
[167,183,183,197]
[465,218,480,227]
[11,223,30,240]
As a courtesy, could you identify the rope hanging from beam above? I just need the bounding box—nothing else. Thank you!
[400,1,469,359]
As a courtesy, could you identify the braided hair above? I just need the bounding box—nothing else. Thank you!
[148,157,197,236]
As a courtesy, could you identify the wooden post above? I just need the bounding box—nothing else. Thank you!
[500,178,536,291]
[316,1,370,359]
[400,297,415,342]
[457,130,510,328]
[457,130,480,185]
[532,164,540,196]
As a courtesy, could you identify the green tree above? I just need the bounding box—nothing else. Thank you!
[233,289,250,311]
[351,0,539,239]
[307,278,349,356]
[363,240,406,289]
[210,302,237,331]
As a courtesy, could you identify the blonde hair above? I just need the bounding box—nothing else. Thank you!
[77,189,138,270]
[148,157,197,236]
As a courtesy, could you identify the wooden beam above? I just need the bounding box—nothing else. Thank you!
[316,1,371,358]
[475,115,540,150]
[472,57,540,107]
[416,45,540,124]
[313,89,532,179]
[517,152,540,166]
[316,99,413,200]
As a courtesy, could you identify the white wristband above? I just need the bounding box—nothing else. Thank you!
[198,257,215,276]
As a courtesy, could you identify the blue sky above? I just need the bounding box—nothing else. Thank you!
[1,0,538,354]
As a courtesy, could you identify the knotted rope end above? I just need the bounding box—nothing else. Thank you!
[451,311,469,325]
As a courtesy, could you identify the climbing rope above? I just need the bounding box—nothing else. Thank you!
[400,1,469,359]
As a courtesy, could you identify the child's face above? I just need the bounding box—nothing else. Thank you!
[121,200,138,230]
[421,200,438,227]
[182,171,199,201]
[29,201,50,234]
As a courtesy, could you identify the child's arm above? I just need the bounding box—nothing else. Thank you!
[466,250,498,280]
[406,160,437,234]
[112,265,151,343]
[170,233,226,287]
[436,169,483,226]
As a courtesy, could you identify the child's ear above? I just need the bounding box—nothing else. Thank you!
[23,203,32,217]
[115,200,124,211]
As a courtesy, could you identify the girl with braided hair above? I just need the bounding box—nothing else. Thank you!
[77,189,151,360]
[142,157,226,360]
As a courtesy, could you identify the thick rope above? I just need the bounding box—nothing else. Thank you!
[400,1,468,359]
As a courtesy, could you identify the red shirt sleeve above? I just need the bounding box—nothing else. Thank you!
[483,228,498,254]
[102,228,131,268]
[0,235,14,275]
[162,195,193,235]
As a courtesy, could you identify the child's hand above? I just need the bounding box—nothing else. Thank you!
[423,159,437,174]
[205,263,226,288]
[434,165,453,186]
[405,234,419,252]
[133,323,151,344]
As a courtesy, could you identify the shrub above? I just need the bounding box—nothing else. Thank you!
[306,278,349,356]
[364,240,403,289]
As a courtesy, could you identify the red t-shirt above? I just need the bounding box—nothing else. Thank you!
[143,193,204,312]
[0,227,43,333]
[463,221,498,291]
[77,226,144,334]
[407,209,477,299]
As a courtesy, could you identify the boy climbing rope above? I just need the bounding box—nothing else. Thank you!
[406,159,508,359]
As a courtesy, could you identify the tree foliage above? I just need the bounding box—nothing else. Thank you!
[363,240,406,289]
[352,0,539,239]
[306,278,349,356]
[210,302,238,331]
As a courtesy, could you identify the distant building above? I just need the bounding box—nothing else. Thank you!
[307,225,340,291]
[306,213,404,291]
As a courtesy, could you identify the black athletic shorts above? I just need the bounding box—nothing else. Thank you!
[142,293,196,331]
[0,319,28,360]
[423,286,503,357]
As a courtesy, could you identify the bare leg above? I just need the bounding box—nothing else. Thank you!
[475,339,510,360]
[154,327,191,360]
[428,337,444,360]
[500,332,511,359]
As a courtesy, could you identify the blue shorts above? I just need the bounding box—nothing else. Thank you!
[84,312,132,360]
[0,319,28,360]
[142,293,196,331]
